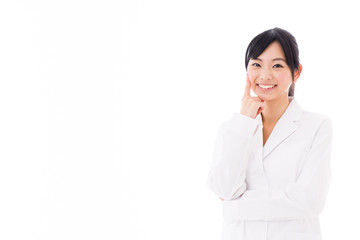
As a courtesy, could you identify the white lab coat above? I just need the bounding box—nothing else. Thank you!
[207,97,332,240]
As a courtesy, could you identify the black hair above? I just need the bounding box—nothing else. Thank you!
[245,27,300,96]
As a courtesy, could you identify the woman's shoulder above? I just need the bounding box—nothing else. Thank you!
[302,110,331,122]
[292,98,331,124]
[300,109,332,133]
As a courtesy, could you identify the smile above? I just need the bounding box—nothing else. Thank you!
[257,84,277,89]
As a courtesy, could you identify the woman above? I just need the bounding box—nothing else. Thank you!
[207,28,332,240]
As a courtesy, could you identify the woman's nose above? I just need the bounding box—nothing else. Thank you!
[260,68,273,81]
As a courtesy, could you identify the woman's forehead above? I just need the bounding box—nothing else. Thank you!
[251,42,286,61]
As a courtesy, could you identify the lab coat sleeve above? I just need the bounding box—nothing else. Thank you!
[207,112,259,200]
[223,118,333,221]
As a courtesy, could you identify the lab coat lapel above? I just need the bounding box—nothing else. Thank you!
[262,98,304,159]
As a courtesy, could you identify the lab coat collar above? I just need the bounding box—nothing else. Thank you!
[257,97,304,159]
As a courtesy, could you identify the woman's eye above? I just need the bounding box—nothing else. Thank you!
[273,64,283,68]
[252,63,260,67]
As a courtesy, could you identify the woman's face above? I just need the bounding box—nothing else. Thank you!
[247,41,299,102]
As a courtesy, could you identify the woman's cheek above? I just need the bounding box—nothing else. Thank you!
[275,71,292,84]
[274,72,292,94]
[247,72,258,92]
[247,71,257,84]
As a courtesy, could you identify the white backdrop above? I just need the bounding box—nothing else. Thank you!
[0,0,359,239]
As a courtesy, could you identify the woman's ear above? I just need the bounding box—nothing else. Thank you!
[294,64,303,83]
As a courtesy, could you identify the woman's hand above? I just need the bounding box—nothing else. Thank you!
[240,74,264,119]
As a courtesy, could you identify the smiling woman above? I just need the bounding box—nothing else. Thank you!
[248,41,297,102]
[207,28,332,240]
[245,27,302,97]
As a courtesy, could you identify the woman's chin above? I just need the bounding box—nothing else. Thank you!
[255,93,272,101]
[255,92,290,103]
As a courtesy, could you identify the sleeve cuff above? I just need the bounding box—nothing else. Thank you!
[228,112,259,137]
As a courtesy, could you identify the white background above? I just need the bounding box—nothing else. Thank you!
[0,0,359,239]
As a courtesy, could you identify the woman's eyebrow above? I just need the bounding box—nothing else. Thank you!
[251,57,286,62]
[272,58,286,62]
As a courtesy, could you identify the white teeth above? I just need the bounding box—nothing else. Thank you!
[258,84,275,89]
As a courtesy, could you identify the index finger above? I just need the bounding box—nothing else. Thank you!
[244,73,251,97]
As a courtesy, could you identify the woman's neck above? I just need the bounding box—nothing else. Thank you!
[261,95,290,125]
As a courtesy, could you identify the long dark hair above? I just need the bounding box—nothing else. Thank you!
[245,28,301,96]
